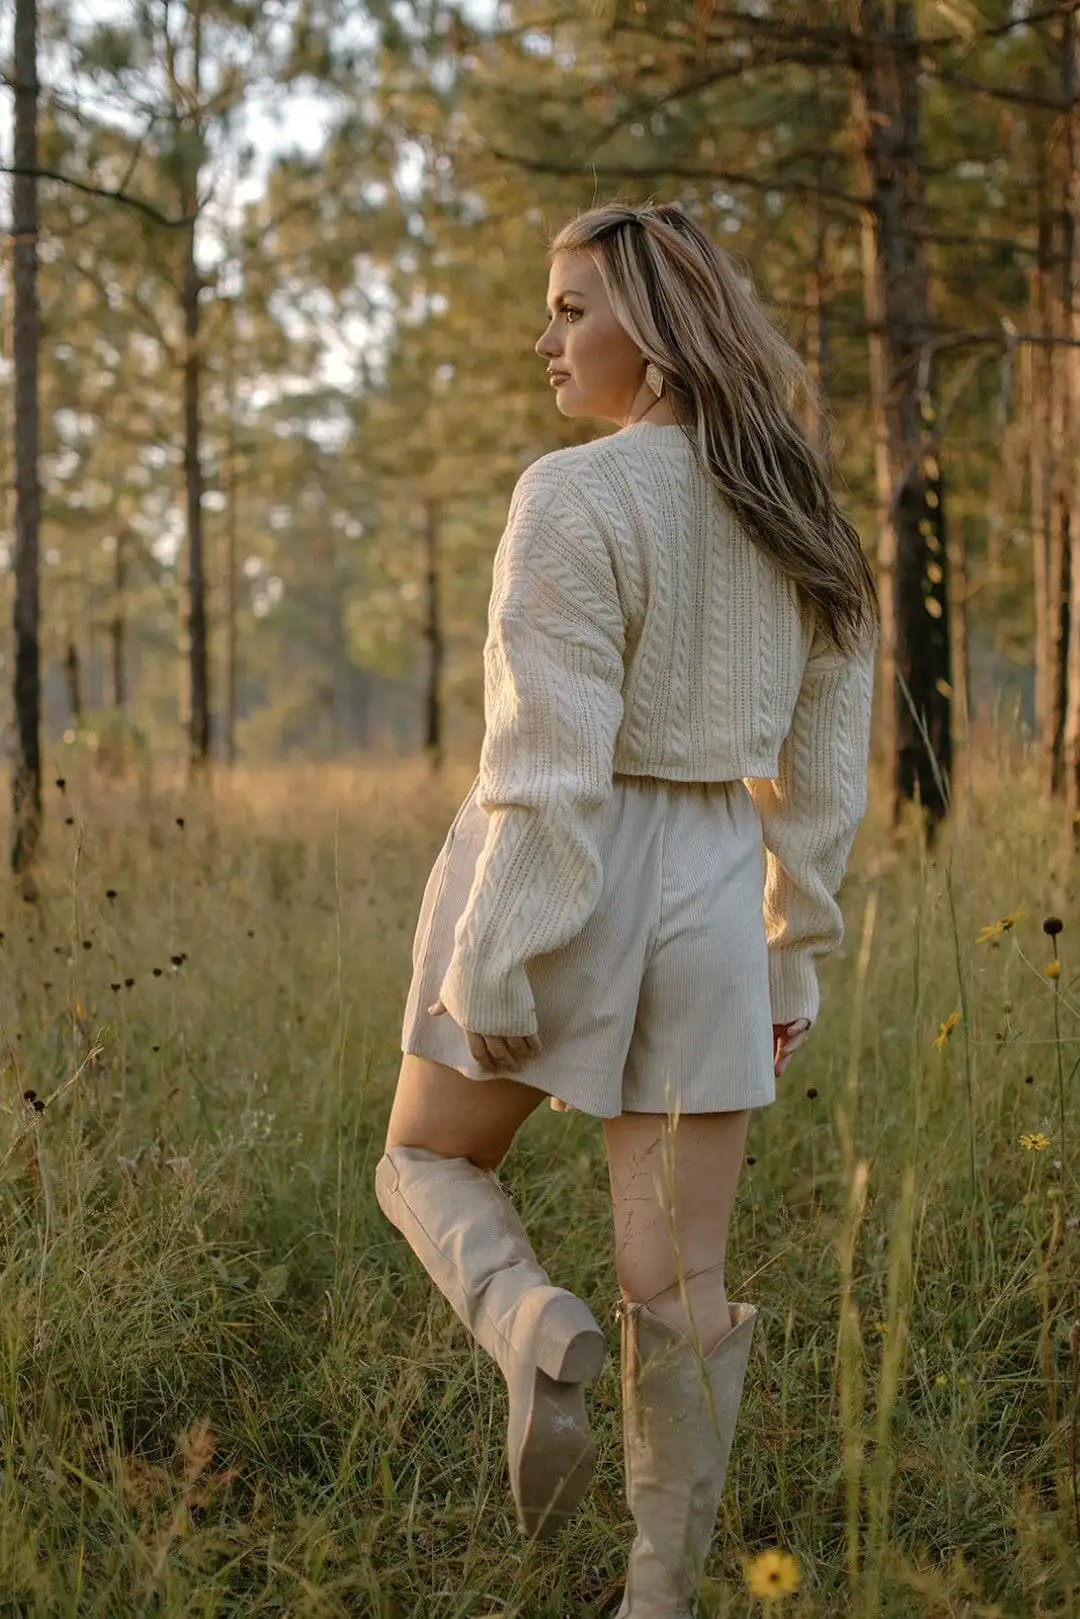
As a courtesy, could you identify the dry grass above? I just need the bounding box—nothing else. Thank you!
[0,730,1077,1617]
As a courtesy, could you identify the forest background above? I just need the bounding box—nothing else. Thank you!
[3,2,1080,1616]
[3,0,1077,828]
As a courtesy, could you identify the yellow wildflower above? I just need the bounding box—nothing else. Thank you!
[975,908,1026,944]
[745,1549,801,1602]
[934,1373,948,1387]
[934,1009,961,1048]
[1043,960,1061,980]
[1020,1132,1052,1152]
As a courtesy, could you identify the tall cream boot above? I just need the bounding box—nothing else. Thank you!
[374,1145,604,1540]
[616,1299,758,1617]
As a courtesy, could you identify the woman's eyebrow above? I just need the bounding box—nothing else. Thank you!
[545,288,586,315]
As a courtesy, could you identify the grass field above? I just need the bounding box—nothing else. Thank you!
[1,732,1078,1617]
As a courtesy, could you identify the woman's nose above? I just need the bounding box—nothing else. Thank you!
[535,328,559,358]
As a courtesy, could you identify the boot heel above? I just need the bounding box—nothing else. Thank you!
[530,1290,605,1384]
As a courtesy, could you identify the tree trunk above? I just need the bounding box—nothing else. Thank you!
[947,507,970,784]
[854,0,951,826]
[1031,144,1056,789]
[328,593,345,759]
[224,301,238,766]
[64,640,82,726]
[857,162,896,785]
[421,494,443,772]
[10,0,41,873]
[110,529,126,710]
[1048,264,1071,796]
[182,0,209,771]
[1059,2,1080,821]
[804,185,829,453]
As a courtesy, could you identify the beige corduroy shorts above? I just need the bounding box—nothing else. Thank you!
[400,771,777,1120]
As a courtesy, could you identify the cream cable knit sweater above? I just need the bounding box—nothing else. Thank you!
[437,421,876,1039]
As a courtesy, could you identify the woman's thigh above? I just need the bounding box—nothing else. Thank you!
[603,1108,750,1352]
[384,1053,549,1171]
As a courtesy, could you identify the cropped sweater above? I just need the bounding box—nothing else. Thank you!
[437,420,877,1038]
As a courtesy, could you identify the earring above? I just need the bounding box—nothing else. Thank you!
[644,361,664,397]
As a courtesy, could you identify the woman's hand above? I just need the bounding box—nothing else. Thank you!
[427,998,543,1076]
[427,998,806,1081]
[773,1018,810,1078]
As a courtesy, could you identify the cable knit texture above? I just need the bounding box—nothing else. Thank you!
[437,421,876,1038]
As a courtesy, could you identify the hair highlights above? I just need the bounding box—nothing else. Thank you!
[549,203,880,658]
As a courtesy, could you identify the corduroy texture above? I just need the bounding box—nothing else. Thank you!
[403,773,776,1118]
[435,422,876,1040]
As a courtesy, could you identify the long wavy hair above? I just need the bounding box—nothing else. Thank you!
[549,202,879,658]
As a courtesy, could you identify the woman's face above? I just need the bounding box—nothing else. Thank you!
[535,250,647,425]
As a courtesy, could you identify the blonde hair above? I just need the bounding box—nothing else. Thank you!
[549,202,879,658]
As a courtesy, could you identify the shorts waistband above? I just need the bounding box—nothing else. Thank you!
[612,772,742,791]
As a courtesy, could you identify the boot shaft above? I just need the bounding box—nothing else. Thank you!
[617,1300,757,1617]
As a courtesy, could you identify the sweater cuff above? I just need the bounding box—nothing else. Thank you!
[767,947,821,1029]
[437,954,539,1039]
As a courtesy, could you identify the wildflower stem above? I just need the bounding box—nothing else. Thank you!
[945,862,980,1290]
[863,1163,915,1619]
[837,1161,869,1605]
[1050,939,1068,1206]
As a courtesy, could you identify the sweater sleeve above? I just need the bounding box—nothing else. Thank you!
[744,621,876,1028]
[437,462,626,1037]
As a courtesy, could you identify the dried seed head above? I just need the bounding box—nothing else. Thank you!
[1043,916,1064,937]
[805,1086,818,1100]
[106,889,117,901]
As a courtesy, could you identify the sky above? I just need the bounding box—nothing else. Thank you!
[0,0,497,203]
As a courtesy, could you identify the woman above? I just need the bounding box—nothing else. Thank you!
[375,201,878,1615]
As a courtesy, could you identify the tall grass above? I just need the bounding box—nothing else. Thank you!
[0,730,1077,1616]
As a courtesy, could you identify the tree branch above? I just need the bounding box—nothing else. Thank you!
[484,146,867,208]
[921,62,1067,112]
[0,165,200,227]
[594,2,1071,58]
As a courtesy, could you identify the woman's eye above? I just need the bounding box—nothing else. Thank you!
[563,306,582,323]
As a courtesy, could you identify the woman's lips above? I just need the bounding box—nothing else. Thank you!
[549,372,570,387]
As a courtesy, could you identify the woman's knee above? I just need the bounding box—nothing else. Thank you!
[383,1053,547,1169]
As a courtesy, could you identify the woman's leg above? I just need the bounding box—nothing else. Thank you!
[385,1051,549,1169]
[376,1053,604,1540]
[603,1107,750,1354]
[603,1107,756,1616]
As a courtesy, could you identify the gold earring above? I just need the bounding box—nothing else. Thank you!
[645,361,664,397]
